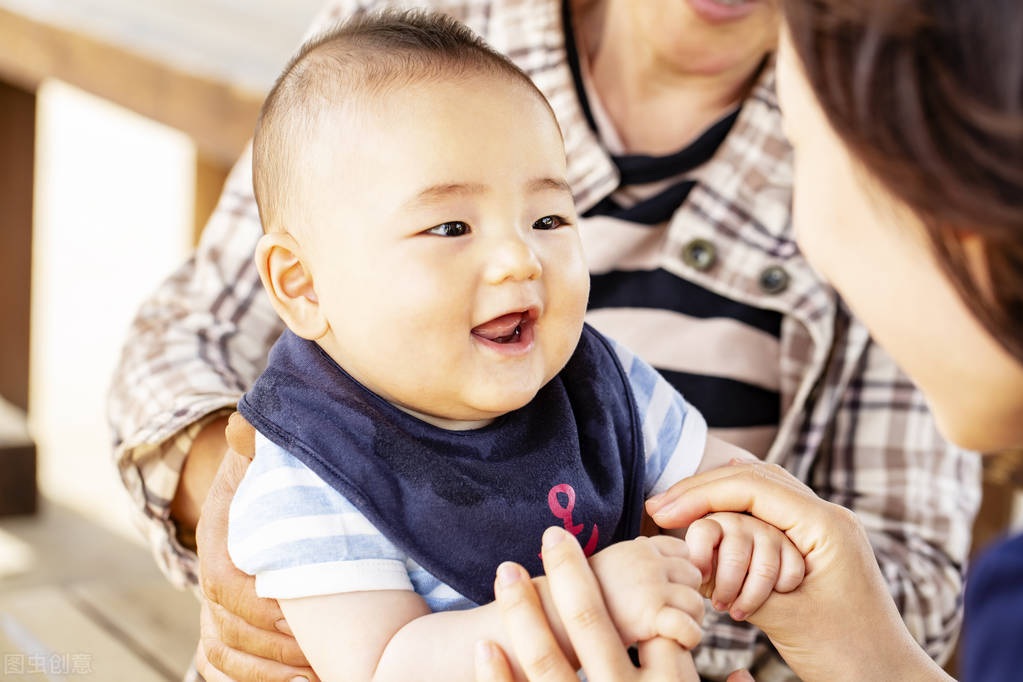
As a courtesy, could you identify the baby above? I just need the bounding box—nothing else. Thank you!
[227,10,803,681]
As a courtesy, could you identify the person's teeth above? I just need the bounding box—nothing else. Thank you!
[711,0,747,5]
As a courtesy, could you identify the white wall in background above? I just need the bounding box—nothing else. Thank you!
[30,79,194,544]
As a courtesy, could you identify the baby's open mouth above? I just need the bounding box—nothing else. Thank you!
[472,311,530,344]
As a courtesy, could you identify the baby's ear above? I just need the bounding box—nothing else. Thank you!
[254,232,328,340]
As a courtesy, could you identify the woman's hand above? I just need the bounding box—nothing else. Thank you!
[645,461,950,682]
[476,526,699,682]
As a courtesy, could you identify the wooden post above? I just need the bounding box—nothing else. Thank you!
[193,153,231,245]
[0,79,38,516]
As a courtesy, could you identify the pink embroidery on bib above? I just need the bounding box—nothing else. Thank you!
[542,483,599,557]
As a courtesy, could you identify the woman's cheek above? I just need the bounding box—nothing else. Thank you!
[791,189,829,275]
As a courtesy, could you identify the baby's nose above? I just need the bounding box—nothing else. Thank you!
[483,237,542,284]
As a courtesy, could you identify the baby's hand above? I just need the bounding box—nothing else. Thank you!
[586,535,704,649]
[685,512,805,622]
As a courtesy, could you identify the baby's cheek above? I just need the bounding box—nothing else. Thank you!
[560,256,590,318]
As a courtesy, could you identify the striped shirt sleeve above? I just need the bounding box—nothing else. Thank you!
[608,337,708,498]
[228,432,415,600]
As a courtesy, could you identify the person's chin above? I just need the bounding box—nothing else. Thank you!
[465,378,546,418]
[935,405,1023,453]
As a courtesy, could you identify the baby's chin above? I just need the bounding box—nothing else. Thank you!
[392,385,544,431]
[464,387,542,418]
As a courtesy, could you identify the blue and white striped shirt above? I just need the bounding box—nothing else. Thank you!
[228,339,707,610]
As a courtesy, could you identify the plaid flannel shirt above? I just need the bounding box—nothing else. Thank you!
[107,1,981,679]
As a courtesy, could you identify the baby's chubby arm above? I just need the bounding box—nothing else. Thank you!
[281,584,557,682]
[279,530,705,682]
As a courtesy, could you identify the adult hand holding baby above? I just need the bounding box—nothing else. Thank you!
[193,413,319,682]
[475,525,755,682]
[479,526,695,682]
[647,461,951,682]
[684,511,805,623]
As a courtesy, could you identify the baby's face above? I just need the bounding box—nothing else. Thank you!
[300,75,589,428]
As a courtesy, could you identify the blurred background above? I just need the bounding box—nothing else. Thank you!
[0,1,320,679]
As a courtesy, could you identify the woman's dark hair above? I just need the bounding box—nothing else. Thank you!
[783,0,1023,361]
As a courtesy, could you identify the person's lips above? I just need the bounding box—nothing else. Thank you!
[471,309,538,355]
[472,312,528,343]
[686,0,761,24]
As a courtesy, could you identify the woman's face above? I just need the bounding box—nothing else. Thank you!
[775,28,1023,452]
[621,0,779,76]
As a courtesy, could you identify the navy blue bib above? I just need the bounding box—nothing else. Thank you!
[239,324,644,606]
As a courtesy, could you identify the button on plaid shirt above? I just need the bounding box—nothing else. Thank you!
[107,1,981,679]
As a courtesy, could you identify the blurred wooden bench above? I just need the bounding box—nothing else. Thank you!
[0,498,203,679]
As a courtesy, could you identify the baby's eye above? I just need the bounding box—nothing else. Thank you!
[532,215,568,230]
[425,221,470,237]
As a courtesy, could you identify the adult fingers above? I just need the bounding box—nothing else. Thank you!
[226,411,257,459]
[683,518,723,581]
[474,640,516,682]
[540,527,635,682]
[774,537,806,593]
[198,601,319,682]
[645,462,754,511]
[204,445,251,511]
[646,464,823,556]
[195,444,312,676]
[492,561,579,682]
[193,643,232,682]
[647,462,810,522]
[198,554,288,634]
[728,533,781,622]
[208,599,309,667]
[197,448,287,633]
[199,640,318,682]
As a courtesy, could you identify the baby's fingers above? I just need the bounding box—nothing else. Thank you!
[710,532,752,610]
[666,557,703,589]
[682,518,722,581]
[648,533,692,560]
[775,536,805,593]
[654,605,703,650]
[727,536,780,621]
[667,584,705,626]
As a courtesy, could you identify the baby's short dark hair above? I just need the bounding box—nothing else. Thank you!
[253,9,554,234]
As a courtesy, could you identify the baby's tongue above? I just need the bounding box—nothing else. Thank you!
[472,312,523,340]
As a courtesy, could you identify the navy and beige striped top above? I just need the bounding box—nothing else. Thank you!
[563,3,782,457]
